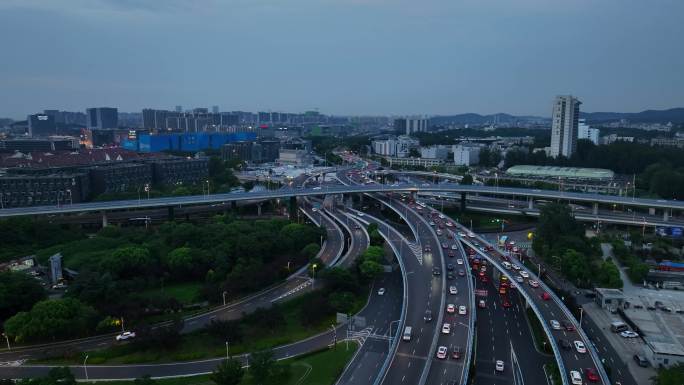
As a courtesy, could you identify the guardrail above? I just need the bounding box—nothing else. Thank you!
[453,229,476,385]
[346,212,409,385]
[459,236,570,385]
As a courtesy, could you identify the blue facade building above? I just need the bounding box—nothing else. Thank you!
[122,132,257,153]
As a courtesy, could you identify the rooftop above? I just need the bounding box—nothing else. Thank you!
[506,165,615,180]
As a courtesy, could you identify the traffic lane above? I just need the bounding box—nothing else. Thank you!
[461,238,607,384]
[339,270,403,385]
[1,322,345,380]
[371,204,443,385]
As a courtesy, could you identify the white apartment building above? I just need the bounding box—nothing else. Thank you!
[577,119,600,145]
[453,145,480,166]
[550,95,582,158]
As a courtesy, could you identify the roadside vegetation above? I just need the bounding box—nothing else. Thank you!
[1,215,324,345]
[533,203,622,288]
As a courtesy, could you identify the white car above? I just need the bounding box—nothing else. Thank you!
[515,276,524,283]
[520,271,529,278]
[569,370,582,385]
[116,331,136,341]
[456,258,464,265]
[467,232,475,238]
[550,320,561,330]
[574,340,587,354]
[438,214,445,219]
[495,360,504,372]
[311,207,318,212]
[377,288,386,296]
[446,304,456,313]
[458,232,466,237]
[436,346,448,359]
[620,331,639,338]
[458,305,467,315]
[529,280,540,288]
[512,264,521,270]
[312,186,322,190]
[442,323,451,334]
[449,286,458,295]
[451,244,458,250]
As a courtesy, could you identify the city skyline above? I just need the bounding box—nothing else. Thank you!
[1,1,683,119]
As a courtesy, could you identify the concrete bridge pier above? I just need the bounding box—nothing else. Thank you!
[257,203,262,216]
[231,201,237,211]
[460,192,466,212]
[593,203,599,215]
[664,210,669,222]
[528,197,534,210]
[288,196,297,218]
[101,211,108,227]
[168,206,175,221]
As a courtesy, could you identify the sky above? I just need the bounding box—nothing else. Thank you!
[0,0,682,119]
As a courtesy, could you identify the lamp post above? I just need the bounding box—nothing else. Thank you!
[225,341,230,359]
[579,307,584,328]
[312,263,318,290]
[2,333,10,350]
[83,354,89,381]
[222,291,228,306]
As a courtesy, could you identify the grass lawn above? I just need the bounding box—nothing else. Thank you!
[38,292,338,365]
[525,307,552,354]
[141,282,204,305]
[79,343,358,385]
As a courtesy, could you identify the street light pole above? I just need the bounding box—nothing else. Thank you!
[222,291,227,306]
[225,341,230,359]
[2,333,10,350]
[579,307,584,328]
[83,354,89,381]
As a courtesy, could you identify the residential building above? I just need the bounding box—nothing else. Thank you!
[88,163,153,195]
[385,157,444,168]
[277,149,310,165]
[394,118,428,135]
[577,119,600,145]
[86,107,118,130]
[420,145,449,159]
[0,138,79,153]
[372,138,397,157]
[222,141,262,163]
[650,137,684,148]
[550,95,581,158]
[396,136,419,158]
[601,134,635,145]
[0,172,90,207]
[453,145,480,166]
[258,139,281,163]
[27,113,57,137]
[151,157,209,186]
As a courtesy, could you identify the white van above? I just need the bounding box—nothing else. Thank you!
[403,326,412,341]
[610,321,628,333]
[502,261,512,270]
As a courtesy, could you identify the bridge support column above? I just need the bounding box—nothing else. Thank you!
[231,201,237,211]
[167,206,175,221]
[460,192,466,212]
[528,197,534,209]
[289,196,297,218]
[257,203,262,216]
[664,210,669,222]
[101,211,108,228]
[592,203,598,215]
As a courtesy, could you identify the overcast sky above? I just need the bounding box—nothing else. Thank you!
[1,0,682,119]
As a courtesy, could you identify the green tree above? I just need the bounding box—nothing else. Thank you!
[360,260,384,280]
[211,359,244,385]
[249,349,276,385]
[329,291,356,313]
[133,375,157,385]
[655,364,684,385]
[0,271,45,322]
[461,174,474,185]
[4,298,98,343]
[300,243,321,260]
[163,247,194,277]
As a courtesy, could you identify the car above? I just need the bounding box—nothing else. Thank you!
[442,323,451,334]
[116,331,136,341]
[620,331,639,338]
[574,340,587,354]
[458,269,465,277]
[377,288,386,295]
[467,232,475,238]
[550,320,562,330]
[429,221,436,226]
[529,280,540,288]
[433,268,441,276]
[502,298,512,308]
[446,304,456,314]
[451,244,458,250]
[446,222,453,227]
[480,275,489,283]
[456,258,464,265]
[449,286,458,295]
[447,272,455,280]
[520,271,529,278]
[560,339,572,350]
[515,275,524,283]
[495,360,504,372]
[633,354,649,367]
[584,368,599,382]
[448,250,456,257]
[424,246,431,252]
[512,264,521,270]
[478,300,486,309]
[442,242,449,249]
[569,370,582,385]
[458,232,466,237]
[562,320,575,331]
[447,263,454,271]
[312,186,322,190]
[436,230,443,236]
[451,346,461,359]
[439,214,445,219]
[424,310,433,322]
[436,346,448,359]
[541,292,551,300]
[458,305,467,315]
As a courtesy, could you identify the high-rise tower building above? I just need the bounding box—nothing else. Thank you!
[86,107,118,130]
[550,95,581,158]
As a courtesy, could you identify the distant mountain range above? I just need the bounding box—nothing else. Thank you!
[430,108,684,125]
